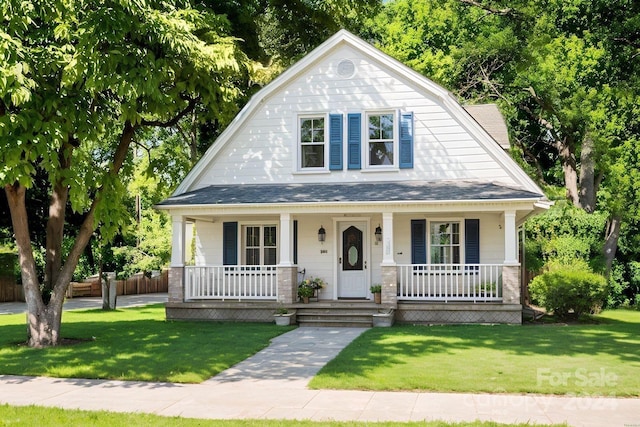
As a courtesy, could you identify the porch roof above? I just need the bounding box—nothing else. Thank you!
[157,180,544,207]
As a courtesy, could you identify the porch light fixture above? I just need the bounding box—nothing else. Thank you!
[375,225,382,244]
[318,226,326,243]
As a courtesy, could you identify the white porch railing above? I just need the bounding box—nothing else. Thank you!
[184,265,278,300]
[397,264,503,302]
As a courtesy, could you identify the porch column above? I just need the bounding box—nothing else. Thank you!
[169,215,186,303]
[279,213,293,267]
[381,212,397,306]
[277,213,296,304]
[381,212,395,266]
[503,211,518,264]
[502,264,521,305]
[503,210,521,307]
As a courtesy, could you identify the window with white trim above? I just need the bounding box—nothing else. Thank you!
[430,221,461,264]
[367,112,395,166]
[243,225,278,265]
[299,116,326,169]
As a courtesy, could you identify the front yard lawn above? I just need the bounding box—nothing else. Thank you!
[0,304,293,383]
[310,310,640,397]
[0,404,564,427]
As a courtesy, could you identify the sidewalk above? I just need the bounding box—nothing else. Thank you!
[0,326,638,426]
[0,293,168,315]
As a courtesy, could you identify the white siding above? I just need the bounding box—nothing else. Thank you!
[295,215,335,299]
[194,221,222,265]
[194,45,515,189]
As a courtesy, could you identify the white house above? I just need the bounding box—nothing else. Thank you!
[156,30,550,325]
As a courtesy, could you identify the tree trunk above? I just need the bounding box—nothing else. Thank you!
[4,183,63,347]
[44,139,74,291]
[578,134,597,213]
[603,215,622,276]
[555,138,580,207]
[27,305,63,348]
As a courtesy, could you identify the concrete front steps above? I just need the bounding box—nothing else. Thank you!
[293,301,391,327]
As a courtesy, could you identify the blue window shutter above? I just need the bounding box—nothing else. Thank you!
[223,222,238,265]
[293,220,298,265]
[329,114,343,170]
[347,113,361,170]
[411,219,427,264]
[465,219,480,264]
[399,112,414,169]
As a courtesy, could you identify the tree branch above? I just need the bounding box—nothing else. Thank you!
[614,37,640,55]
[459,0,515,16]
[52,121,138,301]
[140,96,200,128]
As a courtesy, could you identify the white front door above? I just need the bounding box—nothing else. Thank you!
[338,221,368,298]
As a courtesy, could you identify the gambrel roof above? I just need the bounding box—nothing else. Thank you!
[164,30,547,210]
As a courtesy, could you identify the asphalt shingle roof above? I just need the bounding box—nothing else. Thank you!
[157,181,544,207]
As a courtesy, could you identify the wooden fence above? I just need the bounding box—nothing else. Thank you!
[116,270,169,296]
[0,277,23,303]
[66,270,169,298]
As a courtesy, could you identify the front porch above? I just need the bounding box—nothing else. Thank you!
[166,262,522,324]
[164,204,527,325]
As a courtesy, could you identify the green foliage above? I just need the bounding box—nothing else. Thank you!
[529,263,608,319]
[370,284,382,293]
[0,1,249,322]
[525,202,607,272]
[608,261,630,308]
[0,248,16,278]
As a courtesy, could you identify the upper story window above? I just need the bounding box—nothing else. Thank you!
[367,113,395,167]
[300,116,326,169]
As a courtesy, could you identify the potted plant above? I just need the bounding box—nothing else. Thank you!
[370,284,382,304]
[297,283,315,303]
[298,276,326,303]
[274,307,296,326]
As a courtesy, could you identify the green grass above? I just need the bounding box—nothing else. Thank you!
[310,310,640,396]
[0,304,294,383]
[0,404,564,427]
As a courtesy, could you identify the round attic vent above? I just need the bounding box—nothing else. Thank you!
[337,59,355,78]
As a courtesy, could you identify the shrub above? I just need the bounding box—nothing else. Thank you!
[607,261,630,308]
[529,265,608,319]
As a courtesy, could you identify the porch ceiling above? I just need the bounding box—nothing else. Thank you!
[157,180,544,208]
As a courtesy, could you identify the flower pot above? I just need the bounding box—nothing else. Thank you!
[302,296,310,304]
[374,292,381,304]
[274,310,295,326]
[274,315,291,326]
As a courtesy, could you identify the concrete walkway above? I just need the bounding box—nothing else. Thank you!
[0,324,638,426]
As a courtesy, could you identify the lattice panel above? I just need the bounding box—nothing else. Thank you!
[397,309,520,324]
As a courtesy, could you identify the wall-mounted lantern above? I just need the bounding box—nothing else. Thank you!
[318,225,326,243]
[375,225,382,244]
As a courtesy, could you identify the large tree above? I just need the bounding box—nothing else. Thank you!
[370,0,640,274]
[0,0,244,347]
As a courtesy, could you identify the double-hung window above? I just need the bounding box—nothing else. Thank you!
[430,222,461,265]
[367,112,395,166]
[243,225,277,265]
[300,116,326,169]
